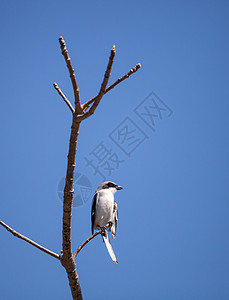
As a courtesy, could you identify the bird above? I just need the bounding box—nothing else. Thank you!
[91,181,123,264]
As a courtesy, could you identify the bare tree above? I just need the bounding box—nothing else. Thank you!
[0,37,141,300]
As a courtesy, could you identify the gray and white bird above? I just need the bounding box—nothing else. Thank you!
[91,181,123,264]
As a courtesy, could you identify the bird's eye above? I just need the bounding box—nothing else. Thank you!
[108,182,115,188]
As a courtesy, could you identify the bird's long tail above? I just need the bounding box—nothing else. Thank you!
[102,230,118,264]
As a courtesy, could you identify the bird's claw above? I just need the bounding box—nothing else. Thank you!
[98,225,106,235]
[108,221,113,228]
[98,222,113,235]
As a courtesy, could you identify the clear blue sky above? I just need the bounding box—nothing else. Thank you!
[0,1,229,299]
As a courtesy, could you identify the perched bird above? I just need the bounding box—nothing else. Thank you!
[91,181,123,264]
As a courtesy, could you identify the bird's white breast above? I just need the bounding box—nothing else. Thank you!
[95,189,114,228]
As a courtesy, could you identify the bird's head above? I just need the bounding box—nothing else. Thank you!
[96,181,123,194]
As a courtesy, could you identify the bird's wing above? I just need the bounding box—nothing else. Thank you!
[91,192,98,235]
[102,229,118,264]
[111,201,118,239]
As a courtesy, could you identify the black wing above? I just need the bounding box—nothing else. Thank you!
[91,192,98,235]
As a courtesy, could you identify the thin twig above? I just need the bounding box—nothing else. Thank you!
[53,83,75,113]
[73,231,101,260]
[0,220,60,260]
[73,224,111,260]
[82,63,141,112]
[59,37,83,114]
[76,45,116,121]
[106,62,141,92]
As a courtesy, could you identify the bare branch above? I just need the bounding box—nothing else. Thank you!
[76,45,116,121]
[60,118,82,300]
[73,231,101,260]
[62,121,80,255]
[0,220,60,260]
[106,62,141,93]
[57,36,85,300]
[73,224,111,260]
[53,83,75,113]
[59,37,83,115]
[82,63,141,112]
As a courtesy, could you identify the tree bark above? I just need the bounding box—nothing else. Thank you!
[60,118,82,300]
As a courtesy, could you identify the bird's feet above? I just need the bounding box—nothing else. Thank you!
[98,225,106,235]
[98,222,113,235]
[107,221,113,229]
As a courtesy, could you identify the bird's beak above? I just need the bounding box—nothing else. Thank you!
[116,186,123,190]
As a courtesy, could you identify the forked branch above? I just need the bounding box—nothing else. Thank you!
[82,63,141,112]
[76,45,116,121]
[106,62,141,93]
[0,220,60,260]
